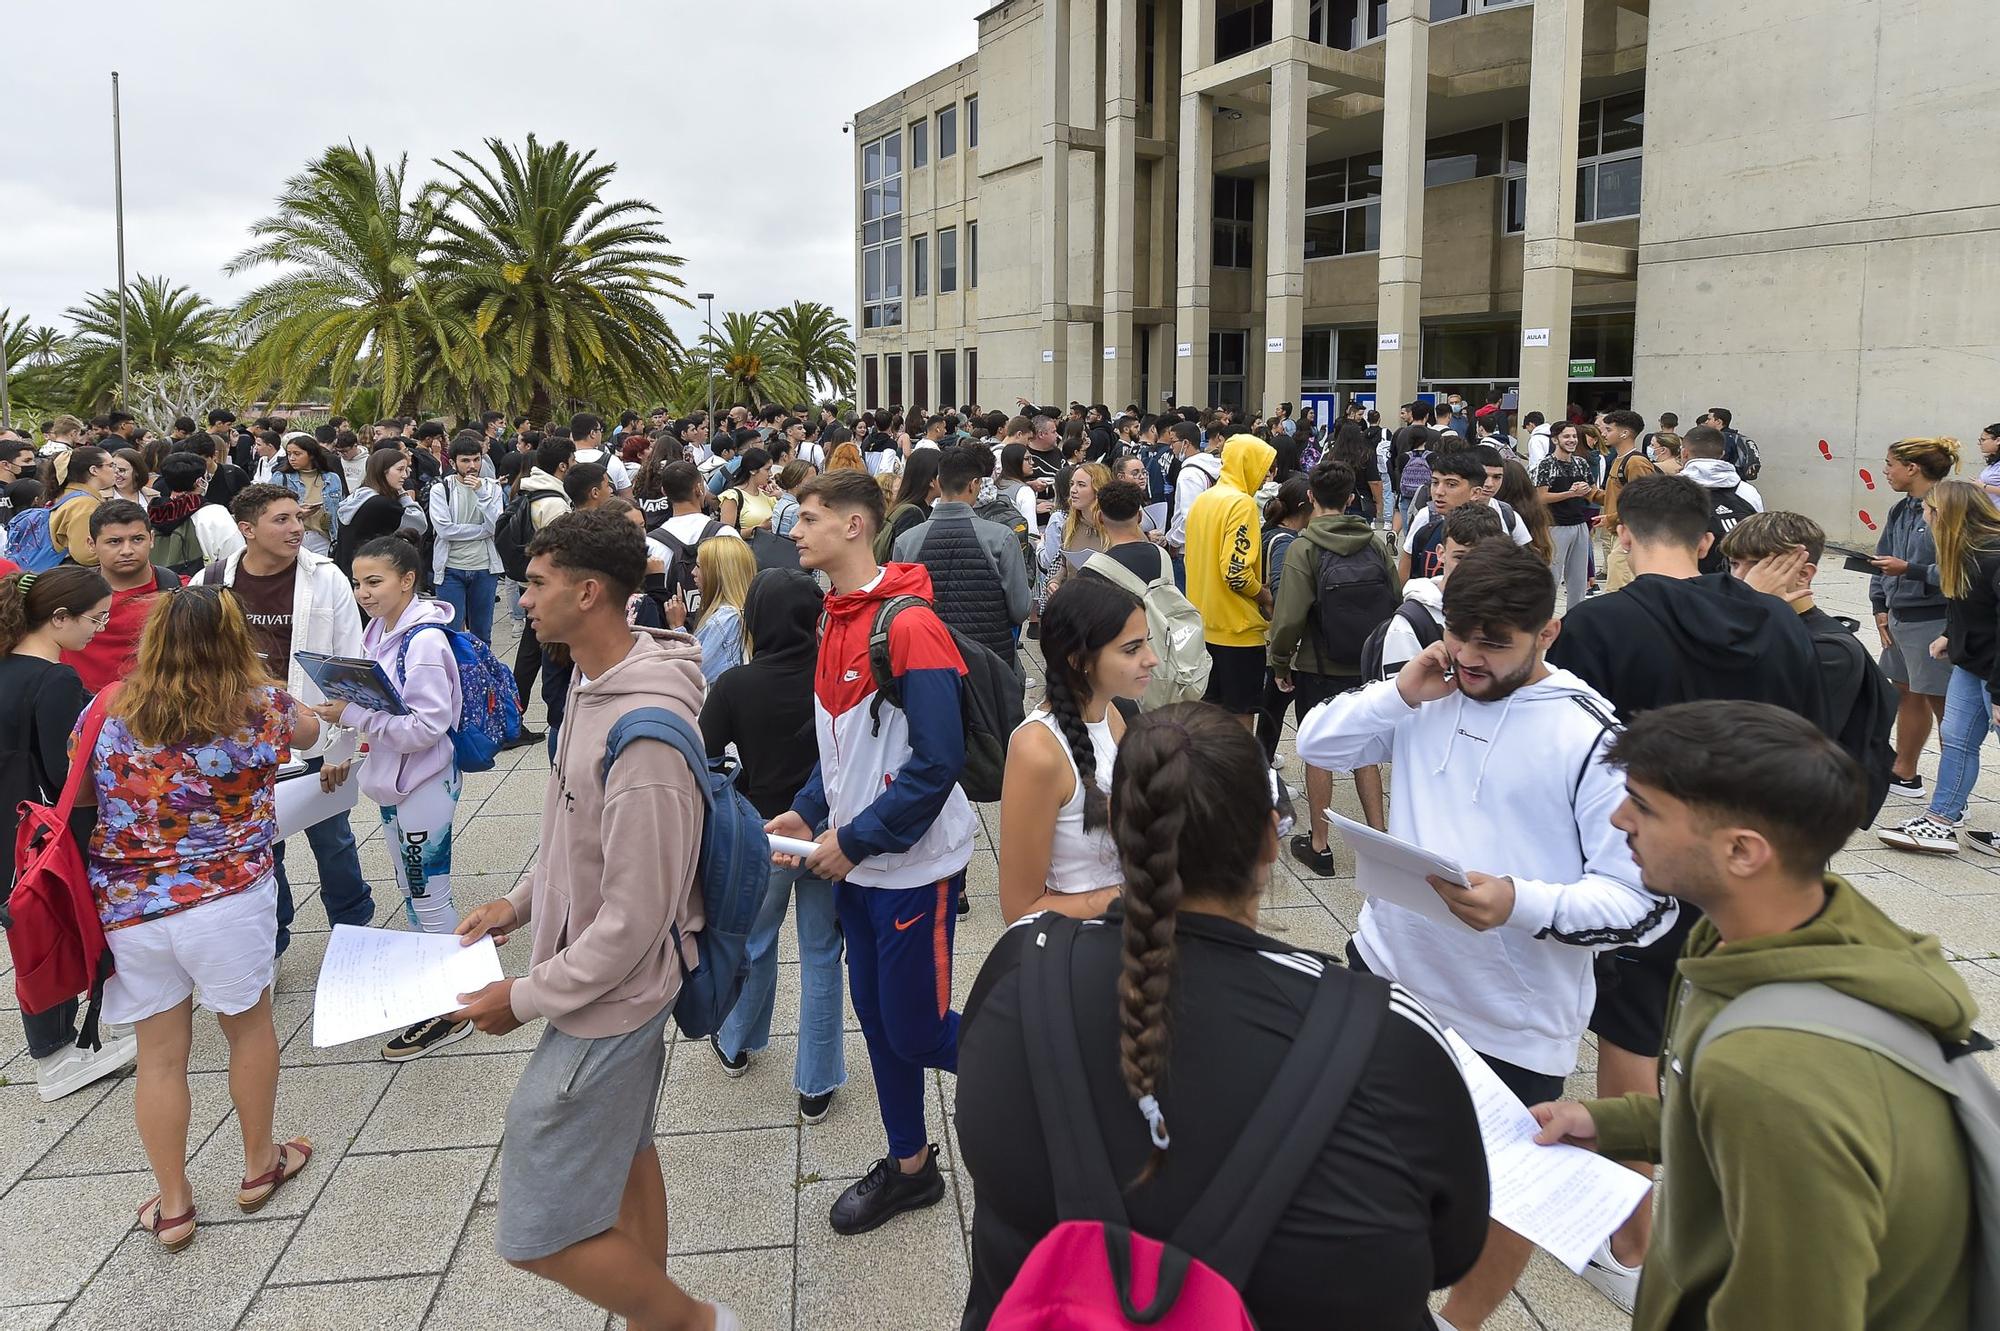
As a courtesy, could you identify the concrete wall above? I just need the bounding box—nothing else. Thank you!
[1633,0,2000,542]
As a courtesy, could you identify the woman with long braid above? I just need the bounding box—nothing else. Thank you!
[956,702,1489,1329]
[996,578,1157,923]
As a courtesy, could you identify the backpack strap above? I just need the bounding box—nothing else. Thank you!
[1081,549,1155,598]
[1694,980,1973,1091]
[601,705,712,814]
[55,685,121,826]
[1169,964,1389,1287]
[865,594,929,735]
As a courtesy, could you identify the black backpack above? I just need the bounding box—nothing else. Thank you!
[1308,544,1399,675]
[975,493,1038,579]
[867,593,1025,803]
[650,518,725,601]
[497,490,568,582]
[1808,621,1898,827]
[1698,487,1759,575]
[1358,601,1444,683]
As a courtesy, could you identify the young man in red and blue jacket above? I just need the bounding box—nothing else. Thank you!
[766,469,975,1236]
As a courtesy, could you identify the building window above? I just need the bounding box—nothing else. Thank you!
[968,221,978,288]
[1309,0,1387,51]
[1208,330,1248,411]
[967,347,977,404]
[1217,0,1272,59]
[1304,152,1382,260]
[1427,0,1529,16]
[939,226,959,294]
[910,119,928,168]
[1503,95,1644,235]
[887,353,904,409]
[861,131,903,329]
[912,352,929,412]
[1141,0,1157,110]
[913,233,928,297]
[1423,124,1503,188]
[864,356,879,410]
[1502,116,1528,234]
[939,350,958,409]
[966,95,978,150]
[938,105,958,159]
[1213,175,1255,270]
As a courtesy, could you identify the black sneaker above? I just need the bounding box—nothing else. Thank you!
[1965,829,2000,858]
[956,891,970,917]
[799,1090,835,1124]
[709,1036,749,1078]
[499,727,544,751]
[828,1146,946,1234]
[1888,773,1927,801]
[1289,834,1336,877]
[382,1017,473,1062]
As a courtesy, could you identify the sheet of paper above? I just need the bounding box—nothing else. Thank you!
[312,925,504,1047]
[1324,809,1472,930]
[276,769,361,840]
[1445,1030,1652,1272]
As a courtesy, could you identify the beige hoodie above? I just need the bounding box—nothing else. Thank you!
[506,630,708,1037]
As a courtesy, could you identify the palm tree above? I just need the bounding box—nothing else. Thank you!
[698,311,810,411]
[227,144,483,416]
[25,325,66,368]
[63,276,231,411]
[429,134,688,421]
[1,312,68,416]
[765,300,855,402]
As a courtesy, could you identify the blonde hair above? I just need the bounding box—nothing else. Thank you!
[694,534,757,656]
[1888,436,1961,482]
[1061,462,1113,550]
[1926,479,2000,600]
[114,587,277,747]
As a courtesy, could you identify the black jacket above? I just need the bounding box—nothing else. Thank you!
[955,907,1489,1331]
[698,568,822,819]
[1799,604,1897,825]
[0,656,91,899]
[1943,547,2000,692]
[1548,572,1832,731]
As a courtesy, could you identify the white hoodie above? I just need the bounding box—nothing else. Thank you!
[1377,577,1443,678]
[1296,671,1676,1075]
[1679,457,1764,512]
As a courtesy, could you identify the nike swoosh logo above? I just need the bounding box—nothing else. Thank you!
[893,914,924,931]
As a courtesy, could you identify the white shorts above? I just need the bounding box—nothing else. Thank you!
[101,877,279,1024]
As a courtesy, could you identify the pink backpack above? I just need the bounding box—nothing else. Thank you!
[987,915,1387,1330]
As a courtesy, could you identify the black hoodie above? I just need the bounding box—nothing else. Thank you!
[698,567,823,818]
[1548,572,1832,731]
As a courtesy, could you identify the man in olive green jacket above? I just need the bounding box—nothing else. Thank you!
[1532,700,1977,1331]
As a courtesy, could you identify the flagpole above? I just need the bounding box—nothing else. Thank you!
[112,70,129,406]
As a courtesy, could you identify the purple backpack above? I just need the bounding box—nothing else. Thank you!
[988,915,1387,1330]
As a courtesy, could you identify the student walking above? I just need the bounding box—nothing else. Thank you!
[427,436,506,644]
[81,587,321,1251]
[764,469,974,1235]
[1869,437,1958,802]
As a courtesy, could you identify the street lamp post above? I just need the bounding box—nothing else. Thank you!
[697,292,716,429]
[112,71,129,407]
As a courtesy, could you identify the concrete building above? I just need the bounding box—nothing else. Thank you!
[853,0,2000,536]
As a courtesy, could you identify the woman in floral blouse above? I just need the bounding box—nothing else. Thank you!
[74,585,324,1251]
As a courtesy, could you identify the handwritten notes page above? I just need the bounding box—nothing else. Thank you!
[312,925,503,1047]
[1445,1030,1652,1272]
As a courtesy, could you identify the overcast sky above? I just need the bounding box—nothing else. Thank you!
[4,0,983,347]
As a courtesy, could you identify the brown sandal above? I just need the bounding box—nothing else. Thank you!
[138,1195,197,1252]
[237,1137,313,1213]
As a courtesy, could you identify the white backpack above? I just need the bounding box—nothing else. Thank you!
[1082,546,1211,711]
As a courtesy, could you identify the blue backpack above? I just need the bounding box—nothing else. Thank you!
[603,706,768,1039]
[394,621,523,773]
[6,491,90,573]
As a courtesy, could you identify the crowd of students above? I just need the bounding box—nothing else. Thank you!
[2,395,1995,1331]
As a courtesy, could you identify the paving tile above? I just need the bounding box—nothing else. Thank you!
[352,1053,532,1154]
[423,1206,608,1331]
[663,1246,794,1330]
[0,1077,121,1193]
[1255,904,1351,957]
[54,1216,295,1331]
[451,815,547,878]
[658,1035,799,1134]
[795,1174,969,1331]
[0,1172,145,1304]
[798,1031,947,1179]
[30,1069,235,1180]
[0,1307,63,1331]
[658,1127,797,1254]
[1509,1248,1631,1330]
[185,993,315,1074]
[274,930,334,996]
[271,1147,488,1284]
[185,1060,398,1219]
[238,1273,437,1331]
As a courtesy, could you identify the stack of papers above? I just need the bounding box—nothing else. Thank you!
[1325,809,1472,929]
[312,925,504,1047]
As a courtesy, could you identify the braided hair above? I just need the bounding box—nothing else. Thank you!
[1038,577,1142,830]
[1108,702,1273,1185]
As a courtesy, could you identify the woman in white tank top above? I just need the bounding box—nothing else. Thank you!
[998,577,1160,922]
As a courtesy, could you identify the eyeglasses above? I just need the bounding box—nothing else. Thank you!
[77,610,112,630]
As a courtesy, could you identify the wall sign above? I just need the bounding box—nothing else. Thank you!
[1523,327,1552,348]
[1041,349,1055,363]
[1377,332,1402,351]
[1176,342,1192,358]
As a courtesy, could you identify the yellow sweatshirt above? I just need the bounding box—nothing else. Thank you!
[1185,435,1276,647]
[49,485,103,566]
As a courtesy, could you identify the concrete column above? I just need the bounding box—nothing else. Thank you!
[1374,0,1429,413]
[1262,57,1308,416]
[1518,0,1585,421]
[1039,0,1072,403]
[1101,0,1139,408]
[1173,0,1215,408]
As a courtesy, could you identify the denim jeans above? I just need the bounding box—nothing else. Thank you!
[717,861,847,1097]
[272,758,375,954]
[1931,665,1996,823]
[437,567,498,644]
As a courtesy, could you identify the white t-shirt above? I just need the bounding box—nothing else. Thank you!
[573,448,633,493]
[655,512,743,546]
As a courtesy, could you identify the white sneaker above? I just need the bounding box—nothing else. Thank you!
[710,1303,742,1331]
[34,1031,138,1103]
[1580,1239,1641,1313]
[1878,813,1963,854]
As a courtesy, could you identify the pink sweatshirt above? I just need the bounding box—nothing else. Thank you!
[339,596,461,804]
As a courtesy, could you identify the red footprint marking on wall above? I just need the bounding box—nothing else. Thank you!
[1819,440,1833,460]
[1859,469,1875,489]
[1859,510,1877,531]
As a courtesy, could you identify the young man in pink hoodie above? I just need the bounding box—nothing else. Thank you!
[453,510,738,1331]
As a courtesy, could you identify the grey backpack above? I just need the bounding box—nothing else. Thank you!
[1696,981,1999,1325]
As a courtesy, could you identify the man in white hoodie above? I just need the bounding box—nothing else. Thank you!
[1297,537,1676,1330]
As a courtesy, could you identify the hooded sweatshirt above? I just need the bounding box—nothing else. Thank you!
[1679,456,1764,512]
[1297,672,1676,1074]
[1185,435,1277,647]
[700,569,823,818]
[1378,576,1444,678]
[1267,513,1401,678]
[1549,573,1832,731]
[790,561,977,890]
[504,630,707,1037]
[338,595,461,804]
[1588,877,1977,1331]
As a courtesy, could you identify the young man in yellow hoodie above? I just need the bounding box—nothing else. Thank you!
[1184,434,1277,732]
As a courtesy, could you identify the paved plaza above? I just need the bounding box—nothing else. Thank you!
[6,563,2000,1330]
